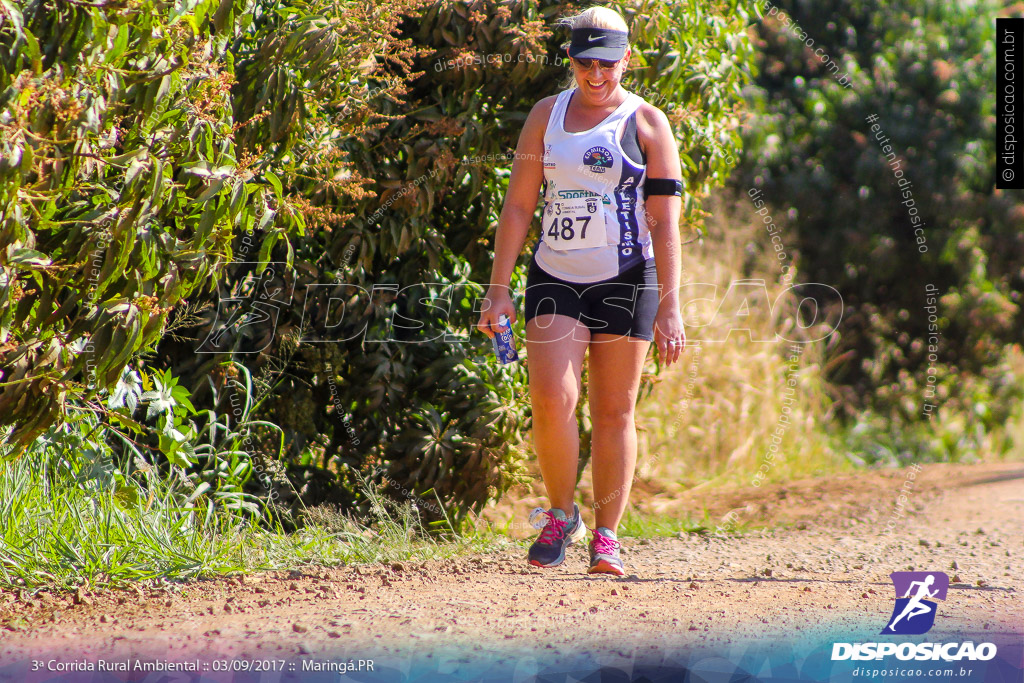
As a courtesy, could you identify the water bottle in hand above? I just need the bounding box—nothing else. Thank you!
[491,314,519,364]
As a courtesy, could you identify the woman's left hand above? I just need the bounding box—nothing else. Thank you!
[653,302,686,367]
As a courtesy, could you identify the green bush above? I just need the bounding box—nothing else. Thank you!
[0,0,423,441]
[739,0,1024,454]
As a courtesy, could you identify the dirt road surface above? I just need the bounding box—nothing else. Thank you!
[1,462,1022,680]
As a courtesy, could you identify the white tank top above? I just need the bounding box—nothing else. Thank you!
[533,87,653,283]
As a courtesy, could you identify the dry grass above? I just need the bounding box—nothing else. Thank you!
[634,193,847,491]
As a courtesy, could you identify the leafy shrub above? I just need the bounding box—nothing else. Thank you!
[739,0,1024,444]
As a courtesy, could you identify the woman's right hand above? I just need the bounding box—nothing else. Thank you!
[476,287,516,338]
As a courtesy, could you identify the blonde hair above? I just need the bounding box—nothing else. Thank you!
[560,6,630,33]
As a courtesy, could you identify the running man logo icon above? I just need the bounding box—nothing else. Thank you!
[882,571,949,635]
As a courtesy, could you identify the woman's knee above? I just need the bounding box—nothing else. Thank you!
[590,402,635,430]
[530,378,579,418]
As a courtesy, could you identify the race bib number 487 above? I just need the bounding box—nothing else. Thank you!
[542,197,608,251]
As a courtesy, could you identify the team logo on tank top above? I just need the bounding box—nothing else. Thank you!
[582,146,613,173]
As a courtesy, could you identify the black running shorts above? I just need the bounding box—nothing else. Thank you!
[524,257,660,340]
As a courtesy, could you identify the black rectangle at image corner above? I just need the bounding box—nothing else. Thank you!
[996,17,1024,190]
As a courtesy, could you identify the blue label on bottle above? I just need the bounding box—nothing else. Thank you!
[491,318,519,364]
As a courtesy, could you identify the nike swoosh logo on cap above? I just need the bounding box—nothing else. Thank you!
[587,35,602,42]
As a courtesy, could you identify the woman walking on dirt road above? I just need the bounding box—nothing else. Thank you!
[477,6,685,576]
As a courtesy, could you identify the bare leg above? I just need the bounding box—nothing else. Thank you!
[526,314,591,515]
[587,334,651,531]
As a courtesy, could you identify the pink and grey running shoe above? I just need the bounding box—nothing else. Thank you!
[588,526,625,576]
[527,503,586,567]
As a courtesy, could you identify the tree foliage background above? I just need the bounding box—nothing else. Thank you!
[739,0,1024,463]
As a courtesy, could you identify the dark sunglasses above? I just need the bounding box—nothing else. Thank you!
[572,56,621,70]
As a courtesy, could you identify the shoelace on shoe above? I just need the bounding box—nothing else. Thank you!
[536,511,569,544]
[590,530,620,555]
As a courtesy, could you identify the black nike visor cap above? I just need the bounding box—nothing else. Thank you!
[567,27,629,61]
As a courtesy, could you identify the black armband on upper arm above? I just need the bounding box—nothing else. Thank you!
[644,178,683,199]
